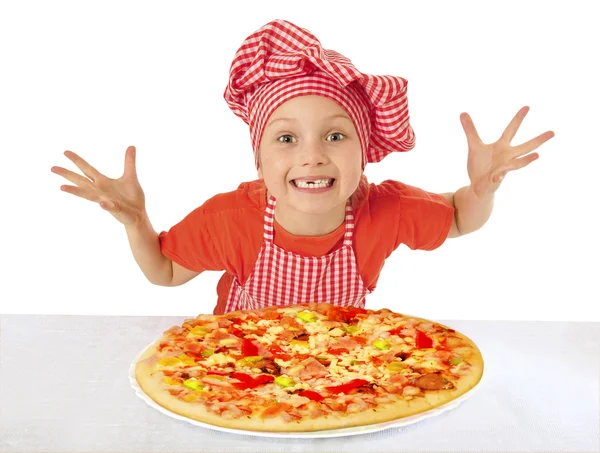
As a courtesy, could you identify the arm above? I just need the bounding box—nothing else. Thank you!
[52,146,201,287]
[125,212,201,287]
[440,188,494,238]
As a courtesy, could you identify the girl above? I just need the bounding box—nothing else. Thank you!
[50,19,554,315]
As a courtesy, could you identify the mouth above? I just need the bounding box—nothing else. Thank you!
[291,178,335,189]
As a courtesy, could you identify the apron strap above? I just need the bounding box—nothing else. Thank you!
[263,195,276,243]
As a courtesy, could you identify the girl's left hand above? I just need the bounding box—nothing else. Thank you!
[460,106,555,199]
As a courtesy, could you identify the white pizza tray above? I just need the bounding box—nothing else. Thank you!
[129,338,485,439]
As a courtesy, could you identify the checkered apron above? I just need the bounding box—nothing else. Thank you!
[224,196,369,313]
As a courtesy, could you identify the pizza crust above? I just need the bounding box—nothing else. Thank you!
[134,320,484,432]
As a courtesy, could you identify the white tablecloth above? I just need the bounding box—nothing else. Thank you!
[0,314,598,452]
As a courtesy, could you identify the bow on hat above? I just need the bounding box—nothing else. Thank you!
[224,19,416,168]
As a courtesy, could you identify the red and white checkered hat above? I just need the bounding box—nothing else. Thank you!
[224,19,416,169]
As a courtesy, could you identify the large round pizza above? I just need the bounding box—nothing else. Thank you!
[134,302,484,432]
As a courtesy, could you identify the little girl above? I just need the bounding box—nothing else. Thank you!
[51,19,554,315]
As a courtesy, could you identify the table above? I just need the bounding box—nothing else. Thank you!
[1,315,598,452]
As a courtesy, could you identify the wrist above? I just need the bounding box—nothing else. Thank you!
[124,209,151,233]
[467,183,494,204]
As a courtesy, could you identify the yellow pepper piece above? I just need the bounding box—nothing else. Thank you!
[177,353,196,366]
[238,355,264,364]
[386,361,406,373]
[158,357,181,366]
[163,376,183,385]
[183,378,204,390]
[189,326,211,337]
[205,374,226,381]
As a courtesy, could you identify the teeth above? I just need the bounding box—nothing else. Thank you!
[294,179,333,189]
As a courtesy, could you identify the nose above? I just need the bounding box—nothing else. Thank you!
[299,139,329,167]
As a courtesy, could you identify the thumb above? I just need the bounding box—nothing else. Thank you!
[124,145,137,178]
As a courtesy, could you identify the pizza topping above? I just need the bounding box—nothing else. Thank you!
[415,330,433,348]
[325,378,370,394]
[254,358,281,375]
[146,303,480,424]
[183,378,204,391]
[373,339,391,350]
[241,339,259,356]
[274,376,296,388]
[343,325,360,335]
[298,390,325,401]
[415,373,446,390]
[231,372,275,390]
[296,310,319,323]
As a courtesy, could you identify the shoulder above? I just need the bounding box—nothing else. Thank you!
[200,179,266,215]
[353,176,450,213]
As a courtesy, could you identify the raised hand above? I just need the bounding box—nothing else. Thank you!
[51,146,146,226]
[460,106,555,199]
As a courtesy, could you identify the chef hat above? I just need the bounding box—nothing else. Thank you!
[224,19,416,168]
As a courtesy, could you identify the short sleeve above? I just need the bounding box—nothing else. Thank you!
[389,180,454,251]
[158,205,225,273]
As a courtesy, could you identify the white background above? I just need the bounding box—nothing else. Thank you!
[1,1,598,321]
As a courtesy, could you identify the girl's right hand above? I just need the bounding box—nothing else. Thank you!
[51,145,147,226]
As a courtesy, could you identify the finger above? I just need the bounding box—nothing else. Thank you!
[460,112,484,147]
[500,106,529,144]
[60,184,101,203]
[513,130,555,157]
[492,153,539,181]
[124,146,137,178]
[51,166,92,187]
[64,151,101,182]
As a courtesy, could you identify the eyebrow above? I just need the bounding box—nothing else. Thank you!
[266,114,352,128]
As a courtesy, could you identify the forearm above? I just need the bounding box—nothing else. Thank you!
[124,212,173,286]
[443,185,494,236]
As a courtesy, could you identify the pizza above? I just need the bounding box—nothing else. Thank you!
[134,302,484,432]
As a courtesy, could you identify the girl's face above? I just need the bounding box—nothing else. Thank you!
[257,95,363,232]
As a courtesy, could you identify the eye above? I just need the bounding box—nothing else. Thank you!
[326,132,346,142]
[277,135,297,144]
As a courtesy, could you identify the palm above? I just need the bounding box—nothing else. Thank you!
[51,146,146,225]
[460,106,554,199]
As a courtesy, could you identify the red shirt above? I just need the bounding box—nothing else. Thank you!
[159,176,454,314]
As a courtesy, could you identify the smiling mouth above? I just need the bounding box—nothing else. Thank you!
[291,179,335,189]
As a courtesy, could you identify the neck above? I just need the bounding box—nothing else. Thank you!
[272,199,347,236]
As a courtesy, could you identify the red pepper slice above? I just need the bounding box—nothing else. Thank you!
[327,347,349,356]
[253,375,275,385]
[230,372,254,383]
[388,327,404,336]
[298,390,325,401]
[415,330,433,348]
[241,339,259,357]
[325,379,369,394]
[231,373,274,390]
